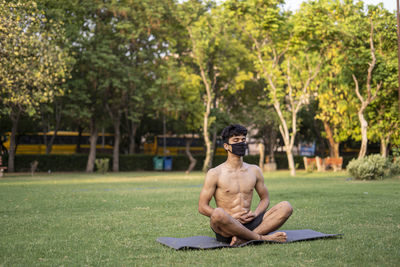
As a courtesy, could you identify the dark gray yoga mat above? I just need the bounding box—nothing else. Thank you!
[157,229,341,250]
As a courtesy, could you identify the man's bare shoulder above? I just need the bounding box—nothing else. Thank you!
[243,162,262,172]
[205,164,223,180]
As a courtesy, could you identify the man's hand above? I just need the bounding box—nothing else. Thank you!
[237,210,257,224]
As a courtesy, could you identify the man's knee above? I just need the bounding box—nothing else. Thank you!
[280,201,293,218]
[211,207,228,225]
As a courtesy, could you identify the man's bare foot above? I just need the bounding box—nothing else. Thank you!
[261,232,287,243]
[230,236,247,246]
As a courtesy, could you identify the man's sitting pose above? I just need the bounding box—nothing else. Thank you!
[198,124,293,246]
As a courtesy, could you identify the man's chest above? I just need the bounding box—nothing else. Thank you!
[216,171,257,194]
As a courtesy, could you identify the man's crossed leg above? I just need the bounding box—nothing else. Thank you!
[210,201,293,246]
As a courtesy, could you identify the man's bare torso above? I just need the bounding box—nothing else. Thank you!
[213,162,257,220]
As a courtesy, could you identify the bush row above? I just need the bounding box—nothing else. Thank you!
[2,153,357,172]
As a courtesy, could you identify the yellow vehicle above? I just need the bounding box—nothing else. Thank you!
[143,135,227,156]
[1,131,114,154]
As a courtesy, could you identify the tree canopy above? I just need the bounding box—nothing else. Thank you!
[1,0,399,175]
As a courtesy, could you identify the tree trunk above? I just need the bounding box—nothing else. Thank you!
[46,106,61,154]
[313,118,327,157]
[353,22,380,160]
[188,27,213,172]
[275,103,297,176]
[46,116,61,154]
[203,131,213,172]
[101,128,105,147]
[185,138,197,174]
[8,109,20,172]
[358,110,368,159]
[76,126,83,153]
[269,128,277,163]
[286,149,296,176]
[210,127,217,159]
[279,126,296,176]
[258,143,265,170]
[86,117,98,172]
[323,121,340,158]
[128,122,138,154]
[200,68,213,172]
[112,115,121,172]
[380,136,389,157]
[41,111,49,153]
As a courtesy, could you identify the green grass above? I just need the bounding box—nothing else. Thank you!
[1,171,399,266]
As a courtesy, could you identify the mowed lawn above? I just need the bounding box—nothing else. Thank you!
[0,171,399,266]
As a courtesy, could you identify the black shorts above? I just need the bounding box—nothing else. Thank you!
[213,211,266,243]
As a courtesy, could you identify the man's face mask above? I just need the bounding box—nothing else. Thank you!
[227,142,247,157]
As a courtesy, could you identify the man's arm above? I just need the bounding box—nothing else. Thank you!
[198,169,218,217]
[253,166,270,217]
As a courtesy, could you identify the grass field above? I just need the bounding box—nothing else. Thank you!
[1,171,399,266]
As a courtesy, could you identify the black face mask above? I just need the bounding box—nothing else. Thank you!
[227,142,247,157]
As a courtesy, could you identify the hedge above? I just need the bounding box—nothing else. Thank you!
[2,153,356,172]
[13,154,89,172]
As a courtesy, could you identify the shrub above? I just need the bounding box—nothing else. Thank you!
[95,158,109,174]
[119,154,154,171]
[346,154,390,180]
[389,158,400,177]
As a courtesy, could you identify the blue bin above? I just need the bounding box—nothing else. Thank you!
[153,156,164,171]
[163,156,172,171]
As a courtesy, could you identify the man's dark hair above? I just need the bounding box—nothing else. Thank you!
[221,124,247,144]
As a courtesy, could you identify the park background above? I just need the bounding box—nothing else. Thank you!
[1,0,400,176]
[1,1,400,266]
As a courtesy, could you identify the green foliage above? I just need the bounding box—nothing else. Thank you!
[224,0,327,175]
[366,5,400,146]
[392,146,400,158]
[94,158,109,174]
[178,2,256,171]
[12,154,89,172]
[346,154,391,180]
[0,0,71,116]
[2,0,399,172]
[310,0,358,147]
[389,158,400,177]
[118,155,155,171]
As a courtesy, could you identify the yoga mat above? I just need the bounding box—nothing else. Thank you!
[157,229,342,250]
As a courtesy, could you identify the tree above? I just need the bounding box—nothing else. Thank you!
[365,6,400,156]
[308,0,359,159]
[181,1,216,172]
[36,0,106,171]
[102,0,179,170]
[179,1,251,171]
[78,5,115,172]
[0,0,70,172]
[227,0,323,176]
[157,59,204,173]
[347,4,398,159]
[315,85,357,158]
[352,21,381,159]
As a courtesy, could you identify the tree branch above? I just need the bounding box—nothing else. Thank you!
[352,74,364,103]
[366,20,376,102]
[286,59,294,110]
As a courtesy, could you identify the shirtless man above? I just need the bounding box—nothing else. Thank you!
[198,124,293,246]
